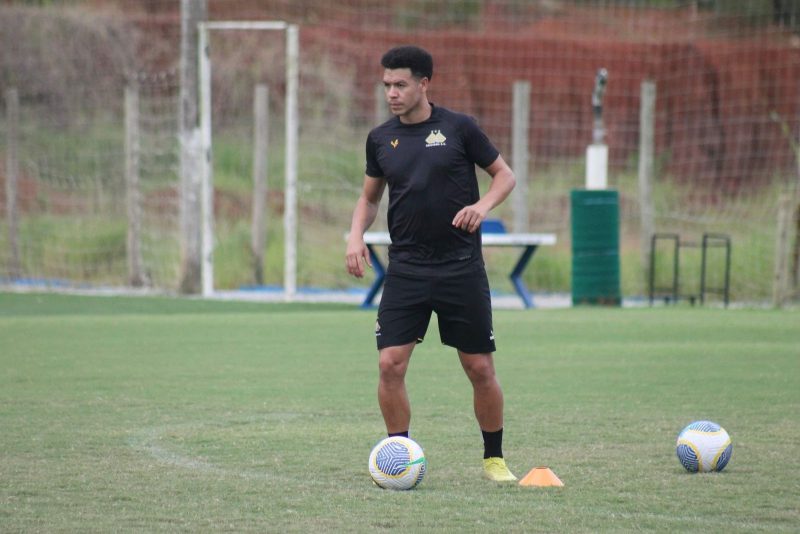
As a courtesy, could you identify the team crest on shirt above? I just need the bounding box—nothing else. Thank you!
[390,139,399,148]
[425,129,447,147]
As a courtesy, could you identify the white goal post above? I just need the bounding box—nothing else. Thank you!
[198,21,299,299]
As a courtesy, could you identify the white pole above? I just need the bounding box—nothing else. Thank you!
[198,24,215,297]
[178,0,206,294]
[585,144,608,190]
[283,24,299,300]
[638,80,656,284]
[586,68,608,190]
[773,193,793,308]
[5,88,21,279]
[125,84,144,287]
[511,81,530,233]
[251,84,269,286]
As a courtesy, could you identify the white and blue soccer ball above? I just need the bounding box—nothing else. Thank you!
[676,420,733,473]
[368,436,426,490]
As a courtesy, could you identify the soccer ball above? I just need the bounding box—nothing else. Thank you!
[368,436,426,490]
[676,420,733,473]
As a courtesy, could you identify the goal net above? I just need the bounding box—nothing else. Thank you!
[1,1,798,305]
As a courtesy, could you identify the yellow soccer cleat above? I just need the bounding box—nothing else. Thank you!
[483,457,517,482]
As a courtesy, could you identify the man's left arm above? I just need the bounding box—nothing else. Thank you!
[452,155,516,234]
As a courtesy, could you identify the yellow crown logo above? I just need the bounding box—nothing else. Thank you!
[390,139,399,148]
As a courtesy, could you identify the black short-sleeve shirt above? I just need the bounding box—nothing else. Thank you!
[365,104,499,269]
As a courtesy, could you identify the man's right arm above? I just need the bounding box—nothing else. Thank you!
[345,175,386,278]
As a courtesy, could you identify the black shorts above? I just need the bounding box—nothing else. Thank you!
[375,262,496,354]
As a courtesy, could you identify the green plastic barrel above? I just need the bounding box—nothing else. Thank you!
[571,190,621,306]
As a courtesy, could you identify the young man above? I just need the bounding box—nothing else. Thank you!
[345,45,517,482]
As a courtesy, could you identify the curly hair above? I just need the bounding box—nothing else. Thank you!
[380,45,433,80]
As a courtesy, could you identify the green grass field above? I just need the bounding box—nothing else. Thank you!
[1,292,798,532]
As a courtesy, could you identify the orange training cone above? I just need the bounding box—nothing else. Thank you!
[519,466,564,487]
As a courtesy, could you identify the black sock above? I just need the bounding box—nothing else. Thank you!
[482,428,503,459]
[388,431,409,438]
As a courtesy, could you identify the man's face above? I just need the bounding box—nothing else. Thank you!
[383,68,428,117]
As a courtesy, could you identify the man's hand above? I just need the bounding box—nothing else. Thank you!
[345,236,372,278]
[452,203,489,234]
[452,155,516,234]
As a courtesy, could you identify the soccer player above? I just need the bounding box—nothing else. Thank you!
[345,45,517,482]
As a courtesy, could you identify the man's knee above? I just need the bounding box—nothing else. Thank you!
[378,345,413,381]
[460,353,496,384]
